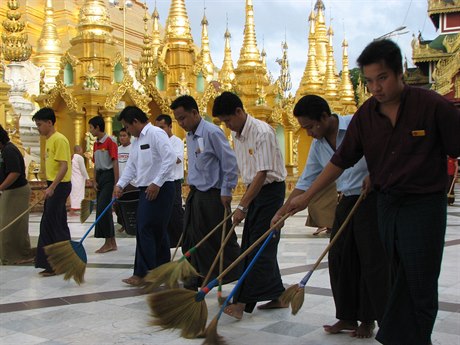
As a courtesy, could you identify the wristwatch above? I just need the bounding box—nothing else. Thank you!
[236,205,248,213]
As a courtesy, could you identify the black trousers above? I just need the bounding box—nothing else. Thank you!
[234,181,286,313]
[35,181,71,271]
[94,169,115,239]
[375,192,446,345]
[133,182,174,277]
[328,192,389,322]
[167,180,184,248]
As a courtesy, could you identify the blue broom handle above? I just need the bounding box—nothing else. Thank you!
[79,197,117,244]
[217,230,276,318]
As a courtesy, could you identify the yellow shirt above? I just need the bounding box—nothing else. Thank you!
[45,131,71,182]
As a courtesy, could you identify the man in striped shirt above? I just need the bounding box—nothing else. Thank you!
[213,91,287,320]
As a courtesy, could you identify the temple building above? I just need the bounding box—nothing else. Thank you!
[1,0,358,195]
[411,0,460,107]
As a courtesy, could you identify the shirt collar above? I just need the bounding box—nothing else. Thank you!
[97,134,108,143]
[188,118,205,138]
[140,122,152,138]
[235,114,252,142]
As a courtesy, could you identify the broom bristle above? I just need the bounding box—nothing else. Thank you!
[45,240,87,285]
[290,286,305,315]
[144,259,199,292]
[202,316,227,345]
[80,199,93,223]
[279,284,298,306]
[148,288,208,339]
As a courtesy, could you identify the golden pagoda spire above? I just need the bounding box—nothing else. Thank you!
[297,11,323,97]
[237,0,262,68]
[276,41,292,97]
[339,38,357,113]
[218,25,236,91]
[323,25,339,103]
[199,10,215,81]
[164,0,193,42]
[151,3,161,57]
[34,0,63,89]
[314,0,328,75]
[139,3,154,82]
[1,0,32,62]
[76,0,113,35]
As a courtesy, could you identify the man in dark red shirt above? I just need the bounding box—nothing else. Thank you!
[274,39,460,345]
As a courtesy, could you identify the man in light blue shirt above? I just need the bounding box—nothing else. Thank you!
[272,95,389,339]
[171,95,241,290]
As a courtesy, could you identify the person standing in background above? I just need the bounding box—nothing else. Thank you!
[155,114,184,248]
[0,125,33,265]
[32,108,72,276]
[69,145,89,217]
[89,116,119,254]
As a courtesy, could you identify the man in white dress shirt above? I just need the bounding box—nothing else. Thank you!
[114,106,176,287]
[155,114,184,248]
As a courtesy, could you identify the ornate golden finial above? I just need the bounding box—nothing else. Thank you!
[199,9,215,80]
[76,0,113,35]
[34,0,63,89]
[276,41,292,97]
[139,2,154,82]
[218,23,235,91]
[237,0,262,68]
[297,10,322,97]
[151,3,161,57]
[1,0,32,62]
[339,38,356,113]
[165,0,193,42]
[323,25,339,102]
[313,0,328,75]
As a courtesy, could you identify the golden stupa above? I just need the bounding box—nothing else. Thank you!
[1,0,360,189]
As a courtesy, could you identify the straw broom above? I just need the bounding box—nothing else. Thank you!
[80,198,96,223]
[45,198,117,285]
[280,193,365,315]
[203,229,279,345]
[147,213,290,339]
[143,210,235,291]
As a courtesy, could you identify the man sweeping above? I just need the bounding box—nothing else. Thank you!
[114,106,176,287]
[171,95,241,290]
[212,92,287,319]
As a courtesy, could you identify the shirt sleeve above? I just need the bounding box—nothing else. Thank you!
[295,140,324,191]
[210,130,238,196]
[54,137,71,163]
[77,155,89,180]
[435,96,460,157]
[172,136,184,163]
[108,139,118,161]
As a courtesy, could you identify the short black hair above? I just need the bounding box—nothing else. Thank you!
[0,125,10,145]
[357,39,403,75]
[88,116,105,132]
[155,114,172,126]
[119,127,131,136]
[118,106,149,124]
[170,95,199,112]
[293,95,331,121]
[32,107,56,124]
[212,92,245,117]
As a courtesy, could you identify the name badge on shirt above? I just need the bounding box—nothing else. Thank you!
[411,130,426,137]
[140,144,150,150]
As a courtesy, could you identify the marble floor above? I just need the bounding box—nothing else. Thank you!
[1,190,459,345]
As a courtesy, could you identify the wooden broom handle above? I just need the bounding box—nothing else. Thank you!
[194,209,236,249]
[0,196,44,233]
[216,213,291,282]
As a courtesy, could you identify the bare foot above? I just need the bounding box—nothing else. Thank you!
[122,275,145,287]
[95,245,115,253]
[323,320,358,334]
[313,227,329,236]
[257,299,289,310]
[223,303,244,320]
[39,269,56,277]
[351,321,375,338]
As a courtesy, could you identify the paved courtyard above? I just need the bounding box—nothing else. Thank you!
[1,188,459,345]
